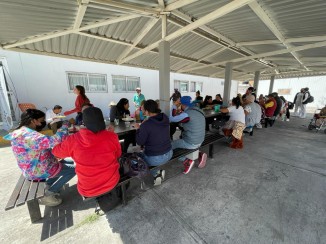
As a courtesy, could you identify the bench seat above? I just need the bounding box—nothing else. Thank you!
[5,175,45,223]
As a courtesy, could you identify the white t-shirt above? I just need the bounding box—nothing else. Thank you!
[46,109,62,125]
[227,105,245,124]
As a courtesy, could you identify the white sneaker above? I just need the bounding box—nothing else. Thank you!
[286,119,290,121]
[255,123,262,129]
[39,194,62,207]
[154,170,165,186]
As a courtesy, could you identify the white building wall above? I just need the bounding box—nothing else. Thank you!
[0,50,226,121]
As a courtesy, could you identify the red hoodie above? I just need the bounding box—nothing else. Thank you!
[52,129,121,197]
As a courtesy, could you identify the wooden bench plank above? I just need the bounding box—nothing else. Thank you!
[5,175,26,210]
[36,182,46,199]
[16,179,32,206]
[26,181,41,202]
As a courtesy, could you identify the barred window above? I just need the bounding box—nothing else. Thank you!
[112,75,140,92]
[190,81,203,92]
[67,72,107,92]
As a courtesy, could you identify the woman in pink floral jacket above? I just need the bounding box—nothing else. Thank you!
[4,109,76,206]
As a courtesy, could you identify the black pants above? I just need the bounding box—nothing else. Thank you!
[170,122,184,139]
[286,108,290,119]
[120,130,136,153]
[48,121,63,134]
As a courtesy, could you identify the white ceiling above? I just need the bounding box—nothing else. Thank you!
[1,0,326,80]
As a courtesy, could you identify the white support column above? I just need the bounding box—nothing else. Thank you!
[223,62,233,105]
[253,71,260,92]
[159,41,170,115]
[269,75,275,94]
[159,15,170,115]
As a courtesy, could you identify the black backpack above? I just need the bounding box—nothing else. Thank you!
[119,152,150,179]
[303,92,314,104]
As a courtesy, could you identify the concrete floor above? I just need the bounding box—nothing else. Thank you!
[0,115,325,244]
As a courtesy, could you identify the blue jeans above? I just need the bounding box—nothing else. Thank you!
[46,159,76,193]
[140,149,173,176]
[172,139,201,161]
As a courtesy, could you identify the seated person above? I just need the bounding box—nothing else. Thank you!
[169,94,189,139]
[316,105,326,127]
[110,98,130,122]
[4,109,76,207]
[243,95,262,133]
[135,100,145,122]
[220,97,246,149]
[134,100,173,186]
[261,94,277,128]
[212,94,223,105]
[193,90,203,107]
[46,105,63,134]
[172,96,207,174]
[52,107,121,202]
[201,95,214,109]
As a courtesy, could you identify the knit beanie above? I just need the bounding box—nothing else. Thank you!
[83,107,106,133]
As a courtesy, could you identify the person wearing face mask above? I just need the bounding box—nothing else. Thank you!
[4,109,76,207]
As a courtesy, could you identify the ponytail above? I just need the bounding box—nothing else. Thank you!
[232,97,241,109]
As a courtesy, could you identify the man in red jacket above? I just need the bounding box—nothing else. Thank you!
[52,107,121,200]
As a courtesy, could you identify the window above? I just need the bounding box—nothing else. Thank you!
[190,81,203,92]
[112,75,140,92]
[67,72,107,92]
[180,81,189,92]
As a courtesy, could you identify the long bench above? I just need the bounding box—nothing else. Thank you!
[5,175,46,223]
[6,133,224,221]
[117,132,224,205]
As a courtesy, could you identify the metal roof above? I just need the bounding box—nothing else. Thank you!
[1,0,326,80]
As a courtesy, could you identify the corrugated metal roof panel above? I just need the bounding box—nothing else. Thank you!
[0,0,76,45]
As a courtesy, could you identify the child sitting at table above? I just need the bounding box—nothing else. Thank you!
[169,94,189,139]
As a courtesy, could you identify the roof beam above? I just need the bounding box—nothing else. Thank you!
[170,10,273,70]
[237,35,326,46]
[119,0,255,64]
[117,18,159,63]
[3,14,140,49]
[177,47,226,72]
[249,1,309,71]
[90,0,159,16]
[238,40,281,46]
[77,31,221,70]
[157,0,165,8]
[73,0,90,29]
[181,40,326,72]
[165,0,199,11]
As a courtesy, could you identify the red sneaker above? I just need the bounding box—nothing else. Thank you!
[183,159,195,174]
[198,152,207,168]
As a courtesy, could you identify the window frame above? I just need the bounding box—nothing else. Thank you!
[66,71,108,93]
[112,75,140,93]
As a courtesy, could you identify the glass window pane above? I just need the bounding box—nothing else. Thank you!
[88,74,107,92]
[196,82,203,92]
[126,76,140,92]
[67,73,88,91]
[190,81,196,92]
[174,80,180,90]
[180,81,188,92]
[112,75,126,92]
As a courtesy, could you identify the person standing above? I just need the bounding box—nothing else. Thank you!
[133,87,145,109]
[46,105,63,134]
[300,87,310,118]
[293,89,304,116]
[64,85,90,125]
[172,96,207,174]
